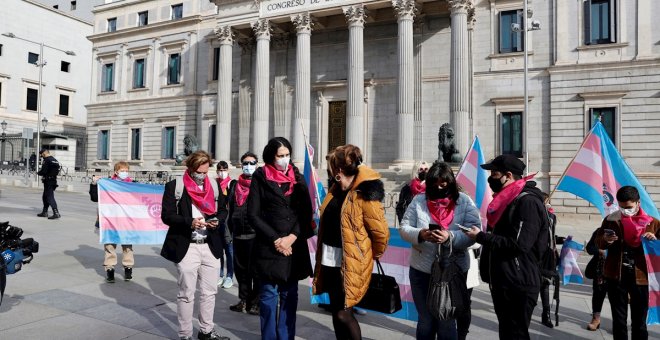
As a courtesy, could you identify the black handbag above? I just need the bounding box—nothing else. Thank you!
[356,260,402,314]
[585,256,597,280]
[427,239,469,321]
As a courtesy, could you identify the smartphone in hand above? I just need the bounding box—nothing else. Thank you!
[603,228,616,236]
[206,217,219,223]
[428,224,441,231]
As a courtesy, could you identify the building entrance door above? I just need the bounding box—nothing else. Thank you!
[328,101,346,153]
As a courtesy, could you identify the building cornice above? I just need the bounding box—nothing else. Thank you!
[548,59,660,74]
[87,16,203,43]
[23,0,93,26]
[85,95,200,109]
[578,91,628,101]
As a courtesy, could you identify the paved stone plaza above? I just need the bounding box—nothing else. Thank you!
[1,182,659,339]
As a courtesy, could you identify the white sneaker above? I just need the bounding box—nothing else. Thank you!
[221,277,233,289]
[217,277,225,287]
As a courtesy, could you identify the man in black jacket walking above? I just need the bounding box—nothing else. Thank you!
[465,155,549,340]
[36,149,61,219]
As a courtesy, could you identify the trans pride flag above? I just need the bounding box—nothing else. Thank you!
[456,136,493,230]
[556,121,660,219]
[558,236,584,285]
[303,143,327,235]
[97,179,168,245]
[308,228,418,321]
[642,238,660,325]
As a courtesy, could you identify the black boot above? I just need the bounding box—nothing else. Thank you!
[37,208,49,217]
[542,307,554,328]
[106,269,115,283]
[124,267,132,281]
[48,209,61,219]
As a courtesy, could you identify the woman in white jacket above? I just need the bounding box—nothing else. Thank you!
[398,161,481,340]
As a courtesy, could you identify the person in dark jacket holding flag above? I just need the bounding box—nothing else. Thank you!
[465,154,549,340]
[596,186,660,340]
[227,152,260,315]
[248,137,313,340]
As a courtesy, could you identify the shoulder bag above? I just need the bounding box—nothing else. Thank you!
[356,259,402,314]
[427,236,469,320]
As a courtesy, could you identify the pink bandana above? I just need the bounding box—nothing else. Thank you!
[410,178,426,197]
[427,198,455,229]
[263,164,296,196]
[486,174,537,229]
[234,174,252,207]
[219,176,232,195]
[621,207,653,248]
[183,171,217,215]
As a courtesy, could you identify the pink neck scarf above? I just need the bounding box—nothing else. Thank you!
[486,174,536,228]
[234,174,252,207]
[410,178,426,197]
[427,198,455,229]
[183,171,217,215]
[263,164,296,196]
[621,207,653,248]
[219,176,232,195]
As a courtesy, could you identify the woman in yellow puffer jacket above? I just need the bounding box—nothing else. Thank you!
[312,144,390,340]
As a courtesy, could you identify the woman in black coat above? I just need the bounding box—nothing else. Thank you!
[247,137,313,340]
[160,150,229,340]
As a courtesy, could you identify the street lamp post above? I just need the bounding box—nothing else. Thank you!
[511,1,540,174]
[1,120,6,162]
[1,32,75,177]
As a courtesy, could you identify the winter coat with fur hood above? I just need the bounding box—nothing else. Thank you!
[312,165,390,309]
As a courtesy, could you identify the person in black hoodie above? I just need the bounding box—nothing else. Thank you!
[465,154,549,340]
[227,151,260,315]
[248,137,313,340]
[36,149,61,219]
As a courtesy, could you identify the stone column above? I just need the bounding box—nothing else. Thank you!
[251,19,271,154]
[554,0,569,65]
[238,39,254,155]
[215,26,233,162]
[636,0,652,60]
[447,0,472,156]
[291,13,312,163]
[413,20,424,161]
[152,38,161,95]
[393,0,416,164]
[343,5,366,147]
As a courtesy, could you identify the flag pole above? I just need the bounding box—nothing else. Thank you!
[548,126,596,200]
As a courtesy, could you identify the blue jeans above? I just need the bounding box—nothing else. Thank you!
[220,242,234,279]
[259,280,298,340]
[409,267,458,340]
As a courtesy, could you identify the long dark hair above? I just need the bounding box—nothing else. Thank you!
[262,137,292,165]
[425,161,460,201]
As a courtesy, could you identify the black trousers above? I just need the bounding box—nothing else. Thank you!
[592,280,608,314]
[607,268,649,340]
[233,237,259,307]
[491,286,539,340]
[540,278,550,310]
[42,182,58,211]
[456,288,473,340]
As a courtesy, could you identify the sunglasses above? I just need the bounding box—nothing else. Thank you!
[418,168,429,172]
[242,161,257,166]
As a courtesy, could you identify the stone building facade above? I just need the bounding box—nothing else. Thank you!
[87,0,660,216]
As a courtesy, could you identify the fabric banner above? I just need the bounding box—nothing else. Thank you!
[303,143,326,235]
[558,236,584,285]
[556,121,659,219]
[98,179,168,245]
[456,136,493,231]
[308,228,418,321]
[642,238,660,325]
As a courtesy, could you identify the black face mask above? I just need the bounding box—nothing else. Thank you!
[418,172,426,181]
[488,176,506,193]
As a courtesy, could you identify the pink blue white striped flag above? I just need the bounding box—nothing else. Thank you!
[456,136,493,230]
[308,228,418,321]
[98,179,168,245]
[558,235,584,285]
[303,143,326,235]
[642,238,660,325]
[557,121,660,219]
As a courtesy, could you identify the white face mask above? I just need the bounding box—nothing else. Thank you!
[275,157,290,171]
[242,165,256,176]
[620,204,639,217]
[217,171,229,180]
[191,172,206,184]
[117,171,129,180]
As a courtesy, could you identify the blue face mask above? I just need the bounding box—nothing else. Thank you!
[191,172,206,184]
[242,164,256,176]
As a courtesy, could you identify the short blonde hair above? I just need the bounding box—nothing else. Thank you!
[114,161,130,172]
[186,150,213,171]
[411,161,429,180]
